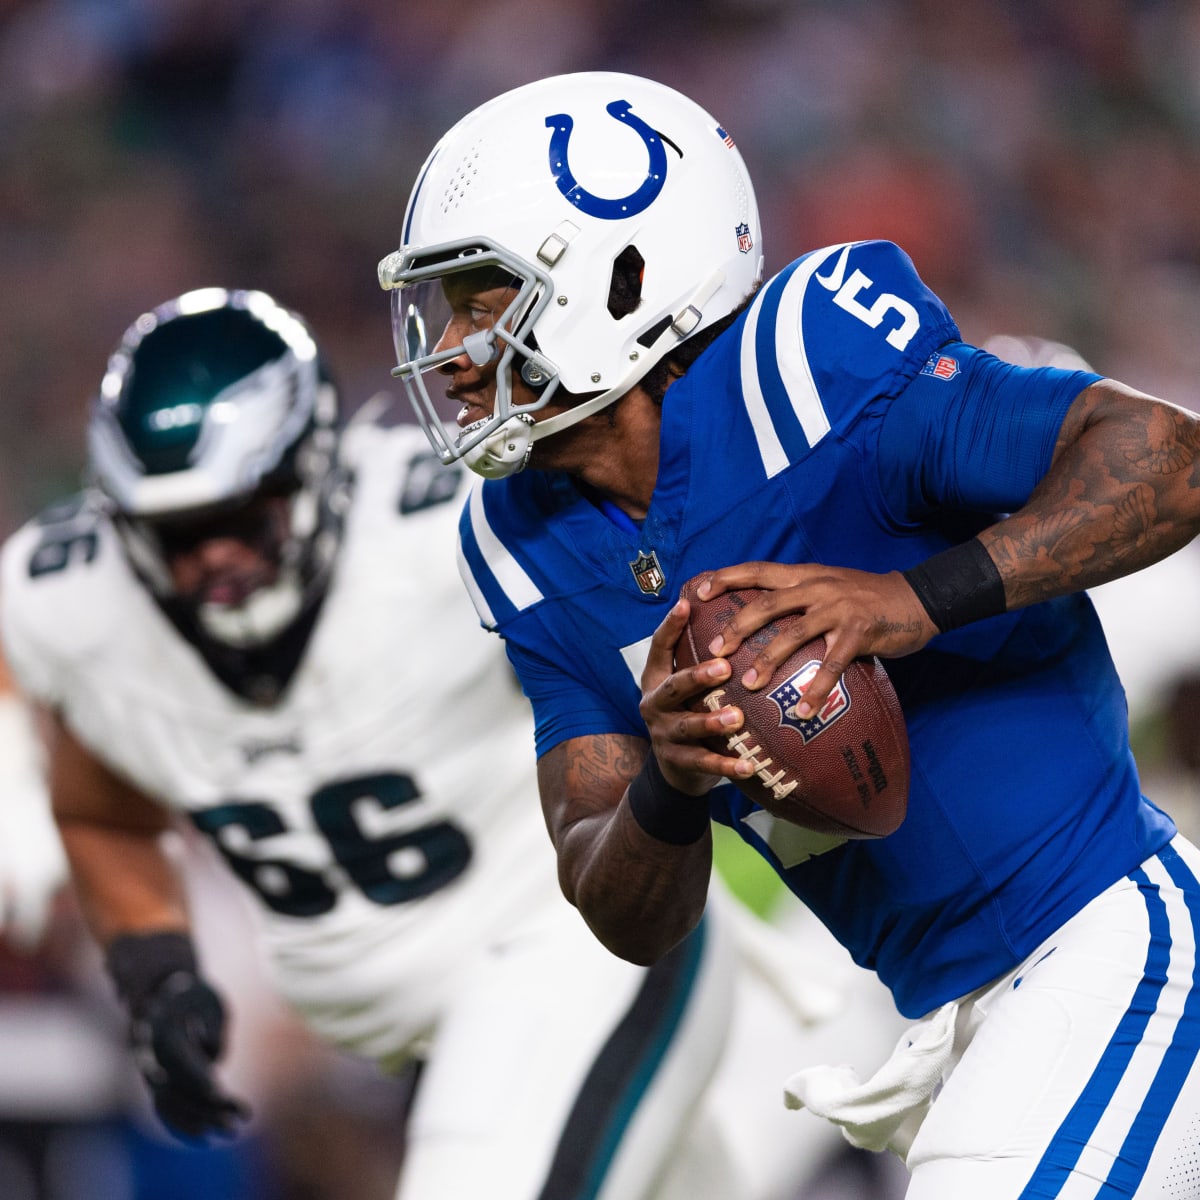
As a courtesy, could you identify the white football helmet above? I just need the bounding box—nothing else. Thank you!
[379,71,763,478]
[88,288,345,647]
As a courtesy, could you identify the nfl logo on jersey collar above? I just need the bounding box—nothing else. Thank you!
[630,550,666,595]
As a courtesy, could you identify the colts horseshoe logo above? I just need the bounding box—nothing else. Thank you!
[545,100,668,220]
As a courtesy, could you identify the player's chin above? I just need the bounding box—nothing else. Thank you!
[193,573,277,609]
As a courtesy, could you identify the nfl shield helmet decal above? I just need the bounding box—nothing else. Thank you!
[630,550,666,595]
[769,659,851,742]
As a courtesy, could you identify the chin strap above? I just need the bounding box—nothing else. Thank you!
[459,384,633,478]
[459,381,630,479]
[527,381,628,442]
[528,269,728,446]
[459,414,538,480]
[460,269,731,480]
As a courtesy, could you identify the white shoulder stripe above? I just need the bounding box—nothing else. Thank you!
[739,244,845,479]
[776,245,842,448]
[466,480,544,615]
[739,291,789,479]
[456,534,495,628]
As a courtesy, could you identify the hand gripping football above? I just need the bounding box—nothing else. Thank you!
[675,576,910,838]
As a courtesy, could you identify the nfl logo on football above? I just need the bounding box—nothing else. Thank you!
[736,222,753,253]
[769,660,851,742]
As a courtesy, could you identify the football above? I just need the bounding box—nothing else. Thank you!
[675,575,910,838]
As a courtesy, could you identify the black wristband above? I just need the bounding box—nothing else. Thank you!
[902,538,1006,633]
[626,753,711,846]
[106,931,198,1014]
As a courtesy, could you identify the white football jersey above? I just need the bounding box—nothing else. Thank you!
[0,421,557,1062]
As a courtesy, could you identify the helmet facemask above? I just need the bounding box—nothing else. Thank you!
[88,288,346,650]
[381,246,564,478]
[113,428,342,648]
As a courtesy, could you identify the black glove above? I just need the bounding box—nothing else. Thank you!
[106,931,251,1140]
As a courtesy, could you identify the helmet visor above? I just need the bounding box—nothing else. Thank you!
[384,249,560,463]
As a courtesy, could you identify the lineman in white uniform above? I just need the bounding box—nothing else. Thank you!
[0,288,900,1200]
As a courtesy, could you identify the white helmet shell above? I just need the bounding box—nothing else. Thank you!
[380,72,763,475]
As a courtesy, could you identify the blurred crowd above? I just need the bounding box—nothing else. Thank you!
[4,1,1200,1197]
[5,0,1200,525]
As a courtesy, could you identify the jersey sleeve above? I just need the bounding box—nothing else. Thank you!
[797,240,963,412]
[874,342,1101,522]
[504,637,645,759]
[0,496,123,712]
[709,241,962,481]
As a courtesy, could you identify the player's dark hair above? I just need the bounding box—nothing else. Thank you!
[640,292,756,406]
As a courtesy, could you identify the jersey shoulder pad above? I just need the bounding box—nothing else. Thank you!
[342,421,469,526]
[730,240,960,464]
[0,494,131,702]
[332,422,474,630]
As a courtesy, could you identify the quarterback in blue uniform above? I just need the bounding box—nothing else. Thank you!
[379,72,1200,1196]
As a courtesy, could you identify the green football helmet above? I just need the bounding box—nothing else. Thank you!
[88,288,344,647]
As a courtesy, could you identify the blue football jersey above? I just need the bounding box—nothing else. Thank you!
[458,240,1176,1018]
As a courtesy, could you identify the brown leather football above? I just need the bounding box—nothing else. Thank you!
[675,575,910,838]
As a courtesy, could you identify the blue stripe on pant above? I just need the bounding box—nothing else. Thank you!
[1019,844,1200,1198]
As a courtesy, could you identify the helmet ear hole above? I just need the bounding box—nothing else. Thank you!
[607,245,645,319]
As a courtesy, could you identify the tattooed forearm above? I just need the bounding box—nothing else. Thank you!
[1130,402,1200,477]
[580,733,645,789]
[537,735,710,963]
[980,381,1200,610]
[548,733,644,820]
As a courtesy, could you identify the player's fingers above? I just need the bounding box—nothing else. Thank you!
[738,600,888,690]
[643,598,692,688]
[694,746,757,782]
[695,561,796,598]
[703,587,790,657]
[791,643,856,720]
[651,717,755,785]
[641,656,732,725]
[651,704,743,751]
[734,621,820,690]
[683,688,744,740]
[704,575,847,656]
[642,659,746,795]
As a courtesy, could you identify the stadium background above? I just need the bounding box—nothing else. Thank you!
[3,1,1200,1198]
